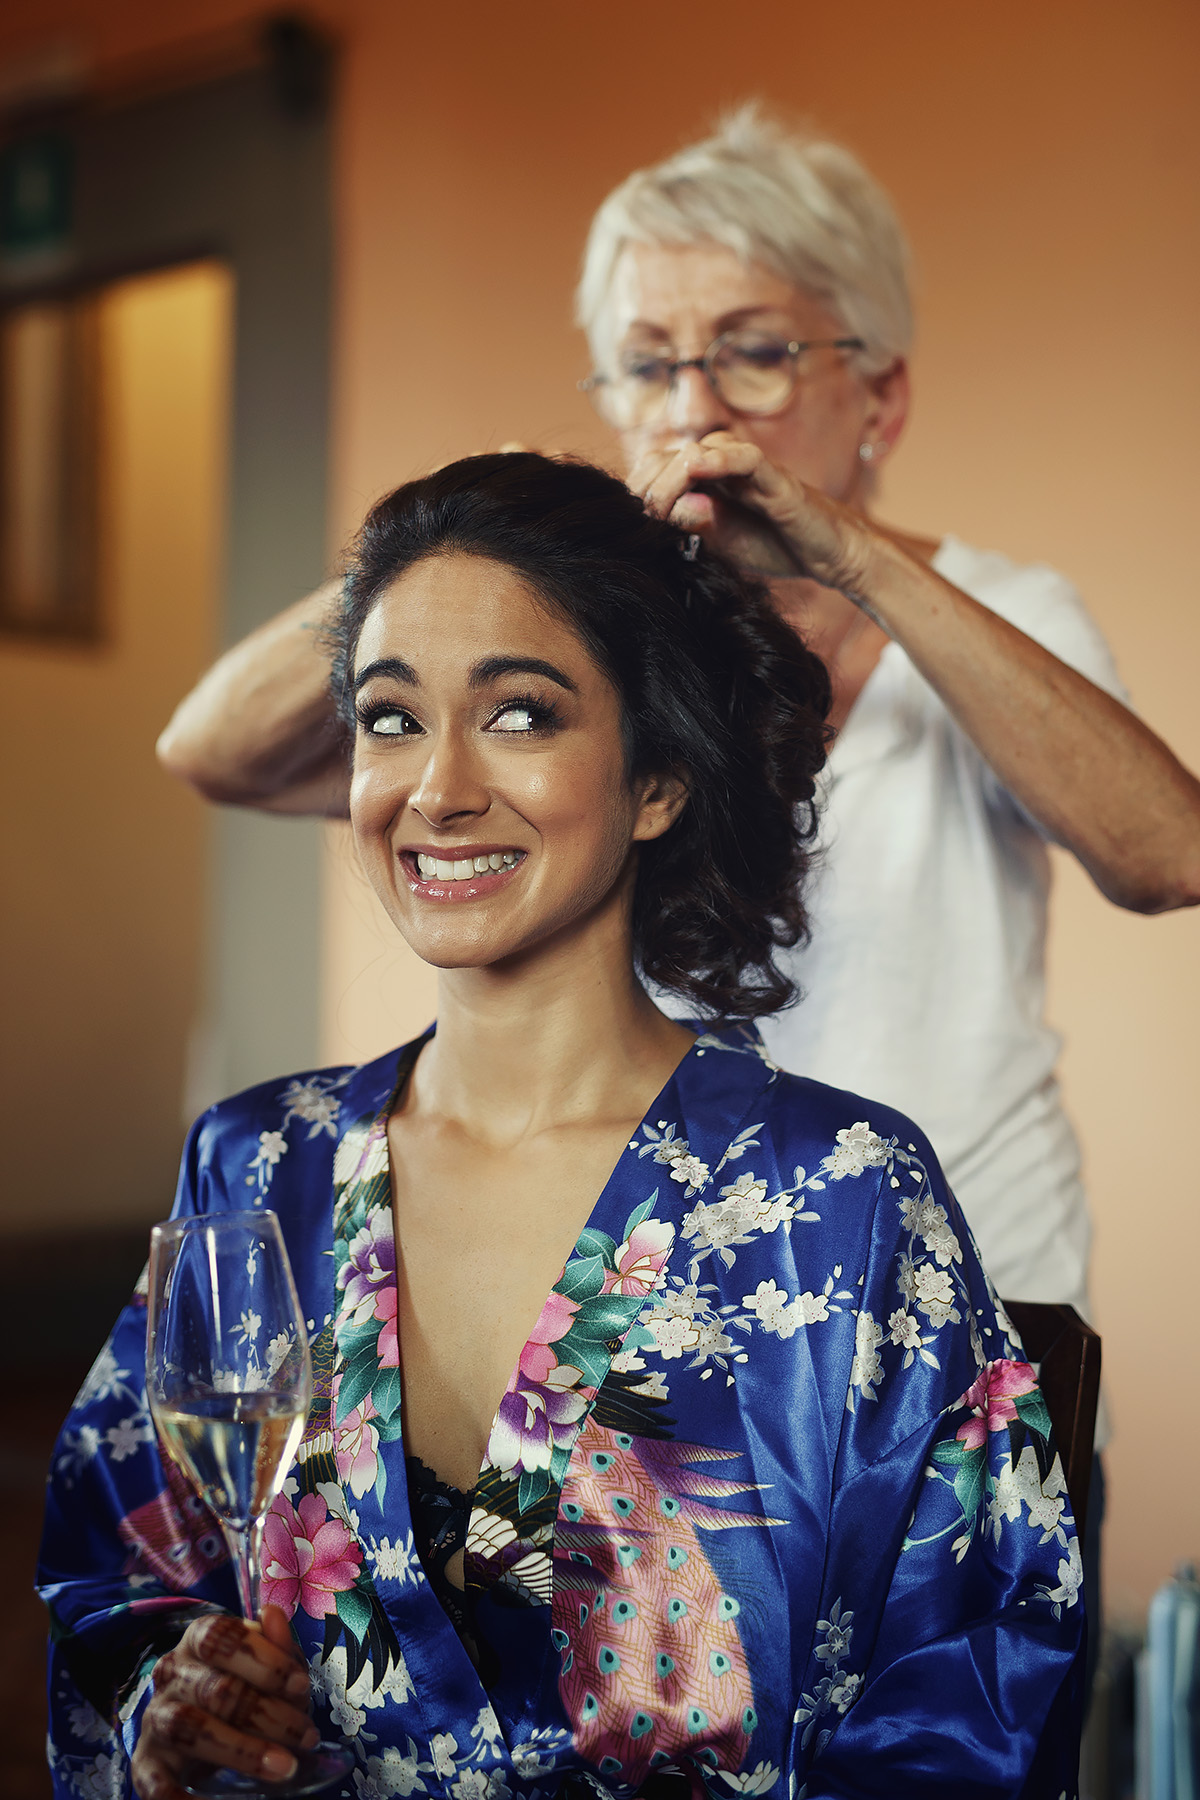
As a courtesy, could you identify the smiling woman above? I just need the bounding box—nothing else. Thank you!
[43,452,1087,1800]
[347,552,660,968]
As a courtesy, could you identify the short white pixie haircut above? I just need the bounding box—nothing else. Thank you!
[577,103,912,376]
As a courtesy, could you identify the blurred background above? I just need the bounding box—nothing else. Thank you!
[0,1,1196,1794]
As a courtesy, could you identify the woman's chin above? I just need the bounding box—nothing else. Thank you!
[386,868,629,982]
[398,914,533,973]
[400,934,503,973]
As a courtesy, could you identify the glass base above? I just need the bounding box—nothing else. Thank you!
[181,1743,355,1798]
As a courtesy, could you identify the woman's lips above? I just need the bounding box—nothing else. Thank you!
[399,849,526,902]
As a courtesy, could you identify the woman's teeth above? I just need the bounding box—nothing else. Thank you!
[415,851,521,881]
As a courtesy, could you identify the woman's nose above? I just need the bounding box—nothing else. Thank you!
[409,736,490,827]
[664,362,734,439]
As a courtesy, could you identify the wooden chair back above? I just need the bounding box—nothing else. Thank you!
[1001,1300,1101,1541]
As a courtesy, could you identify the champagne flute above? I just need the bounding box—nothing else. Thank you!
[147,1211,354,1797]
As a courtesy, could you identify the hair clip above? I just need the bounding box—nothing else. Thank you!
[682,533,701,562]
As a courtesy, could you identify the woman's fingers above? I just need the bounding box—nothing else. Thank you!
[627,439,753,519]
[260,1600,304,1660]
[177,1610,311,1703]
[159,1657,319,1750]
[141,1690,303,1783]
[675,434,803,521]
[627,433,875,593]
[627,438,815,567]
[131,1610,318,1796]
[127,1741,192,1800]
[628,436,798,548]
[127,1750,197,1800]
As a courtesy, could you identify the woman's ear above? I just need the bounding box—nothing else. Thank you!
[632,767,690,843]
[861,355,910,456]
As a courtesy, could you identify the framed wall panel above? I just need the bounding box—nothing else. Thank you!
[0,288,101,637]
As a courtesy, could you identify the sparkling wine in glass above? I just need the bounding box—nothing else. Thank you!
[147,1210,354,1797]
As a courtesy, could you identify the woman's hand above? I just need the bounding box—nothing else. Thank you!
[130,1606,319,1800]
[627,431,876,594]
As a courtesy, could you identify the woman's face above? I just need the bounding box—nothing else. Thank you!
[349,552,684,973]
[602,240,909,529]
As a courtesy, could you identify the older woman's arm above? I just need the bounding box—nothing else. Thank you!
[632,433,1200,916]
[156,581,351,817]
[836,533,1200,913]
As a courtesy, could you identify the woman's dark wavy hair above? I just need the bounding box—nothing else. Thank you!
[328,452,831,1022]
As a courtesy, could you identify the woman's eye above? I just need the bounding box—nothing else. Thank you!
[491,704,539,733]
[734,342,788,369]
[624,355,671,385]
[362,708,419,736]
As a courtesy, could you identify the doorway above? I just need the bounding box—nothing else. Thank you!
[0,31,333,1242]
[0,35,332,1798]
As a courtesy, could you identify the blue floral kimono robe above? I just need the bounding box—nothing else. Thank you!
[39,1024,1084,1799]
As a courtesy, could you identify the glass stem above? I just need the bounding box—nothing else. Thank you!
[225,1518,262,1620]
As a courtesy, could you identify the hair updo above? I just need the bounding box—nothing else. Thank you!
[328,452,831,1022]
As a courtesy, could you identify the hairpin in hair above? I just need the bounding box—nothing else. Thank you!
[682,533,701,562]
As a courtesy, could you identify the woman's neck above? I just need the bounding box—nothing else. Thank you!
[405,899,694,1148]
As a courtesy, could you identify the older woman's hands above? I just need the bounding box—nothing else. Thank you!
[130,1605,319,1799]
[627,431,877,596]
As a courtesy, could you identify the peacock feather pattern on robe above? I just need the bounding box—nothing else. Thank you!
[552,1413,785,1786]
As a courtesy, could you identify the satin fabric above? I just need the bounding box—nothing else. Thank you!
[39,1023,1083,1799]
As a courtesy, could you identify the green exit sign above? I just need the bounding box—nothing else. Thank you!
[0,132,74,255]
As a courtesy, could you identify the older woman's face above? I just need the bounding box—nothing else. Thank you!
[603,241,905,518]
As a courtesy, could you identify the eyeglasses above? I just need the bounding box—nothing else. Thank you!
[580,329,866,428]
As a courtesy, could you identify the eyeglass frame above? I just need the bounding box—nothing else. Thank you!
[579,330,868,422]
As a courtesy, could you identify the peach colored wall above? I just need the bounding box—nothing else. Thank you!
[2,0,1196,1613]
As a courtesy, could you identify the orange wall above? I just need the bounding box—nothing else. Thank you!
[3,0,1197,1614]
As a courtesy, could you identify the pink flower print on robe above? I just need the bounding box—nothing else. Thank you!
[521,1290,580,1385]
[489,1289,588,1476]
[955,1359,1039,1452]
[331,1371,381,1499]
[261,1492,362,1620]
[373,1281,399,1368]
[601,1219,674,1296]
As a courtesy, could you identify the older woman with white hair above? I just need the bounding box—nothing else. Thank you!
[158,104,1200,1672]
[571,107,1200,1329]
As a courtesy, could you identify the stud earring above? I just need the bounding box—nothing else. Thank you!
[858,441,885,463]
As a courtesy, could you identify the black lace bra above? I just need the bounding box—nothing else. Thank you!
[405,1453,476,1642]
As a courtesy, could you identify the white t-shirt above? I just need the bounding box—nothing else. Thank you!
[758,536,1127,1340]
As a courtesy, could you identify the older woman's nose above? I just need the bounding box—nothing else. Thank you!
[664,362,734,439]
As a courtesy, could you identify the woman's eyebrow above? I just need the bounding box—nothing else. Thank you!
[353,656,418,692]
[624,304,781,340]
[469,655,577,693]
[715,304,785,328]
